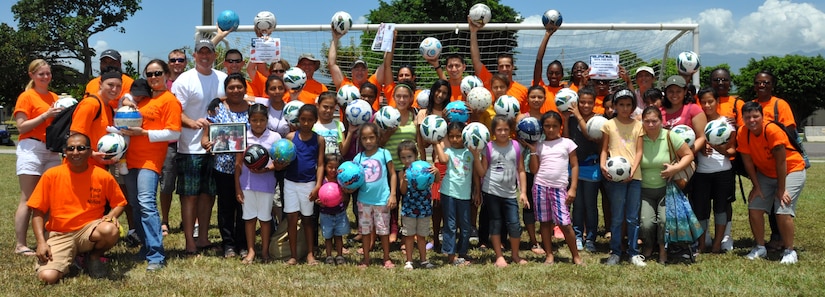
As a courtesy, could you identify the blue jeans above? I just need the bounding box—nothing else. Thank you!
[125,168,165,264]
[573,179,601,243]
[606,180,641,256]
[441,194,471,256]
[483,192,521,239]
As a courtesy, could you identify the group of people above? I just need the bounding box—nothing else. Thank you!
[13,18,805,284]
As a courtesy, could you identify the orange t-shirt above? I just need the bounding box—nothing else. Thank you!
[758,96,796,128]
[27,164,127,233]
[537,81,562,114]
[249,72,268,98]
[13,89,57,141]
[70,96,113,168]
[450,84,463,102]
[736,121,806,178]
[477,65,529,112]
[715,95,745,127]
[124,91,182,174]
[84,74,134,100]
[594,95,606,116]
[296,78,329,105]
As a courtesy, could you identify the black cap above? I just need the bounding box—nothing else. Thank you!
[131,79,152,97]
[101,69,123,82]
[101,49,121,61]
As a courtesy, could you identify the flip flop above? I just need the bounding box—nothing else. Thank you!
[241,257,255,264]
[15,247,36,256]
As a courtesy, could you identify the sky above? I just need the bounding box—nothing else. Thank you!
[1,0,823,75]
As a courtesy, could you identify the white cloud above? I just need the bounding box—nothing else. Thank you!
[355,15,367,25]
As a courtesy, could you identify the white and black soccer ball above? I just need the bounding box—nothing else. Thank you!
[606,156,631,182]
[254,11,277,33]
[671,124,696,148]
[677,51,700,75]
[704,119,732,146]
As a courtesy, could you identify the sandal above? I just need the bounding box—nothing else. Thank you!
[241,256,255,264]
[452,258,470,266]
[531,244,546,255]
[325,256,335,265]
[335,256,346,265]
[383,260,395,269]
[14,246,36,257]
[161,222,169,236]
[285,258,298,265]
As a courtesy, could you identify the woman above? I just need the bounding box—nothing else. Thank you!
[13,59,62,256]
[565,86,602,252]
[264,75,289,220]
[121,60,182,270]
[661,75,707,154]
[533,27,564,114]
[568,61,589,92]
[203,73,251,258]
[639,106,694,264]
[415,79,451,249]
[693,88,736,253]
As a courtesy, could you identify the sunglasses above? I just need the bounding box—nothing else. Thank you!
[713,78,730,82]
[169,58,185,63]
[595,80,610,85]
[146,71,164,78]
[225,59,243,64]
[65,145,89,152]
[271,69,286,73]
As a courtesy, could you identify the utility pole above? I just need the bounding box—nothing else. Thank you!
[202,0,213,26]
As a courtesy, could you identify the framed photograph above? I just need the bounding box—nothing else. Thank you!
[208,123,247,154]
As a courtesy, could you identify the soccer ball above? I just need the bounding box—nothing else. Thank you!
[336,84,361,107]
[704,119,733,146]
[416,89,431,109]
[494,95,520,120]
[114,106,143,128]
[345,99,373,126]
[468,3,492,26]
[375,106,402,130]
[97,133,127,160]
[462,122,490,150]
[331,11,353,34]
[517,117,542,143]
[337,161,365,191]
[677,51,700,75]
[419,37,442,60]
[585,115,608,140]
[243,144,270,170]
[542,9,563,30]
[217,10,240,31]
[318,182,343,207]
[270,139,296,164]
[54,96,78,109]
[555,88,578,112]
[406,160,435,191]
[460,75,483,96]
[283,67,307,91]
[283,101,304,126]
[606,156,631,182]
[671,124,696,148]
[445,101,470,123]
[420,115,448,142]
[254,11,277,33]
[467,87,493,111]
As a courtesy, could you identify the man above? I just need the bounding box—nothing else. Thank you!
[295,53,329,104]
[444,53,467,102]
[166,49,187,90]
[221,49,255,98]
[469,18,528,110]
[171,39,227,254]
[328,31,380,96]
[28,133,126,284]
[159,49,188,236]
[85,49,133,99]
[737,102,805,264]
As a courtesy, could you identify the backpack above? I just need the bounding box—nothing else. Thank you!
[45,94,102,152]
[747,120,810,169]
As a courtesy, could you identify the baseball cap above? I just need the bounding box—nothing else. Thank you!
[298,53,320,63]
[131,79,152,97]
[101,49,121,61]
[195,39,215,52]
[352,59,367,68]
[665,75,687,88]
[635,66,654,76]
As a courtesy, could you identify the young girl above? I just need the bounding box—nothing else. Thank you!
[398,140,439,269]
[515,86,547,255]
[566,86,602,253]
[266,75,289,220]
[284,104,325,265]
[320,153,349,265]
[600,89,645,266]
[235,104,281,264]
[352,123,397,268]
[433,121,478,266]
[527,111,581,265]
[314,91,354,155]
[478,115,529,267]
[416,79,450,249]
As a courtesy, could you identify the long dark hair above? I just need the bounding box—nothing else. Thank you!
[427,79,451,115]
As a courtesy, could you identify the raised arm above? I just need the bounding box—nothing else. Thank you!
[328,31,345,88]
[533,28,557,86]
[468,17,485,75]
[377,30,397,87]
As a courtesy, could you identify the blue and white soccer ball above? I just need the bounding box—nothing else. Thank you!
[460,75,483,96]
[374,106,402,130]
[494,95,520,120]
[419,37,442,60]
[217,10,240,31]
[336,84,361,107]
[671,124,696,148]
[283,67,307,91]
[97,133,127,160]
[445,101,470,123]
[416,89,431,109]
[345,99,373,126]
[283,101,305,126]
[542,9,563,30]
[270,139,296,164]
[467,87,493,111]
[606,156,631,182]
[704,119,732,146]
[420,115,447,142]
[462,122,491,151]
[677,51,700,75]
[517,117,543,143]
[555,88,578,112]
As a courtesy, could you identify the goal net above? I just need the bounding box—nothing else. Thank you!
[195,22,698,92]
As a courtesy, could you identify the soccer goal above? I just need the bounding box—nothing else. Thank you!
[195,22,699,90]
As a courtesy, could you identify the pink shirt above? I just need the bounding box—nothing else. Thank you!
[534,137,577,189]
[661,103,703,129]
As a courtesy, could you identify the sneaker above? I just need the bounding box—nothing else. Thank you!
[630,255,647,267]
[193,224,199,239]
[404,261,414,270]
[420,261,435,269]
[146,263,165,272]
[469,227,479,244]
[576,239,584,251]
[721,235,734,252]
[585,240,597,253]
[746,246,767,260]
[224,248,237,258]
[780,249,798,264]
[125,230,141,247]
[605,254,621,266]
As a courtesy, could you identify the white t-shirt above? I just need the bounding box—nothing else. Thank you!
[313,120,345,155]
[171,68,227,154]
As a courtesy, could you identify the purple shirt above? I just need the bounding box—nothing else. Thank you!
[239,129,280,193]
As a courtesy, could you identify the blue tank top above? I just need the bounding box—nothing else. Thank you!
[286,132,319,183]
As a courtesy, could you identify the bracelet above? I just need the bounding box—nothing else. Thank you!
[434,65,442,70]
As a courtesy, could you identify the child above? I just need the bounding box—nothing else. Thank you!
[643,88,663,109]
[477,115,529,267]
[527,111,582,265]
[599,89,645,266]
[433,121,478,266]
[235,104,281,264]
[566,86,602,253]
[351,122,397,268]
[314,91,354,155]
[284,104,326,265]
[398,140,439,269]
[516,85,548,255]
[320,153,349,265]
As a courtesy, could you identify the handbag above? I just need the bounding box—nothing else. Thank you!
[664,182,704,244]
[666,131,695,190]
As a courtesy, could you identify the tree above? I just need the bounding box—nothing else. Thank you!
[123,60,140,80]
[699,63,730,88]
[0,23,40,109]
[11,0,142,81]
[732,55,825,124]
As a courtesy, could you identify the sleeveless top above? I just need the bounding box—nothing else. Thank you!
[385,110,417,170]
[286,132,319,183]
[568,114,602,181]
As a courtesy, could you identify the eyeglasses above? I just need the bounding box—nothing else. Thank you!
[271,69,286,73]
[595,80,610,85]
[225,59,243,64]
[146,71,164,78]
[169,58,185,63]
[65,145,89,152]
[713,78,730,82]
[755,80,772,85]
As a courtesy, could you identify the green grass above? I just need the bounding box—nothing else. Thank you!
[1,153,824,296]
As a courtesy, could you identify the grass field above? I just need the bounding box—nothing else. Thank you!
[1,154,824,296]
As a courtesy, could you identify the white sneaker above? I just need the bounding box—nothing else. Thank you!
[721,235,733,252]
[576,239,584,251]
[630,255,647,267]
[746,246,767,260]
[404,261,414,270]
[780,249,798,264]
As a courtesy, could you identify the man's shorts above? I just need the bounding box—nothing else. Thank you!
[175,154,215,196]
[35,219,104,274]
[159,143,178,195]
